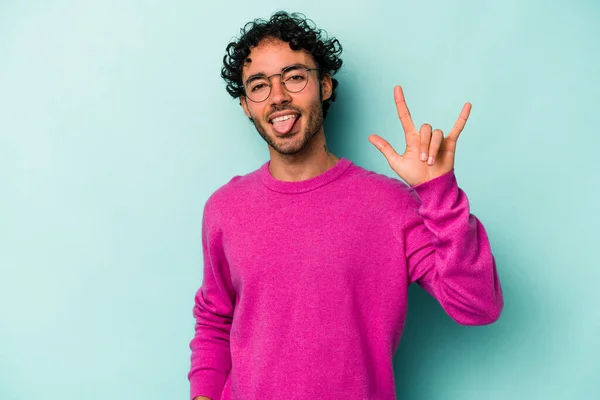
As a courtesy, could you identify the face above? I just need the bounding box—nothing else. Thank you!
[240,38,333,156]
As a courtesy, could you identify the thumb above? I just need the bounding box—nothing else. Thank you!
[368,134,402,166]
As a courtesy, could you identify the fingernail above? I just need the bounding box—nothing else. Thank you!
[428,156,434,165]
[421,152,427,161]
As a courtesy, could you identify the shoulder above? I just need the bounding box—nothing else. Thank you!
[337,162,420,226]
[203,162,264,217]
[344,162,414,201]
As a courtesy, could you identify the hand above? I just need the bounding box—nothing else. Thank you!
[368,85,471,187]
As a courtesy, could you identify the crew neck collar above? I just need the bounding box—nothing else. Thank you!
[260,157,352,194]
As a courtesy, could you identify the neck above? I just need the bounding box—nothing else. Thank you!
[268,129,339,182]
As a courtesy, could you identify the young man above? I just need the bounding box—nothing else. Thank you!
[189,11,503,400]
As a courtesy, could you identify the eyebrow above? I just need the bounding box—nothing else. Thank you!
[244,64,309,85]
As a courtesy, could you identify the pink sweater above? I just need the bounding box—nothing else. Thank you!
[189,158,503,400]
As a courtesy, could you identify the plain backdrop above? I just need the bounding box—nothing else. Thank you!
[1,1,599,399]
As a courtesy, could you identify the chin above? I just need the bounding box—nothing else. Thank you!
[271,139,307,155]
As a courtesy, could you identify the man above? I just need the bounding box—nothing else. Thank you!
[189,11,503,400]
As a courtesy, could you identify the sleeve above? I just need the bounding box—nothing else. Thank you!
[402,170,504,325]
[188,201,236,400]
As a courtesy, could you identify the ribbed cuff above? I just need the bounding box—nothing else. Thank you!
[411,169,458,208]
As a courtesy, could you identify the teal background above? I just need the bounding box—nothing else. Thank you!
[1,0,599,399]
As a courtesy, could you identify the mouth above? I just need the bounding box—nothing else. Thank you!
[269,112,301,136]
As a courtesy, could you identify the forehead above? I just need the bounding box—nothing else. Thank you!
[242,39,315,79]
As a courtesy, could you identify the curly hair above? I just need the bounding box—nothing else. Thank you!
[221,11,343,118]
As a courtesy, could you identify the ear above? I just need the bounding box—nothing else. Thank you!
[240,95,252,119]
[321,74,333,101]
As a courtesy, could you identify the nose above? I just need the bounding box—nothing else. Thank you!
[269,75,291,105]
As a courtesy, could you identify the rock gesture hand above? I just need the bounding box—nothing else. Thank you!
[368,86,472,187]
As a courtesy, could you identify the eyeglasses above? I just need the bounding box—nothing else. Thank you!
[243,65,319,103]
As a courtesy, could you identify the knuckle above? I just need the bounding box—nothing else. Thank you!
[399,111,411,120]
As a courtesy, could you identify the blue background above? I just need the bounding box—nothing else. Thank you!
[1,1,599,399]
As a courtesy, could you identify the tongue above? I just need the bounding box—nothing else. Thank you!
[272,117,297,135]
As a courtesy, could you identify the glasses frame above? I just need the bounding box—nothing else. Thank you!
[243,65,320,103]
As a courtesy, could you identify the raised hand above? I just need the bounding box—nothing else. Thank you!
[368,85,471,187]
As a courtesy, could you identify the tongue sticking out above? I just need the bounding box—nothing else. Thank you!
[272,116,298,135]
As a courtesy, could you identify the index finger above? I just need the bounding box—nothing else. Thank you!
[394,85,416,134]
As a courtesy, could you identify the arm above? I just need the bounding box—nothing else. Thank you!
[188,201,235,400]
[402,170,503,325]
[369,85,503,324]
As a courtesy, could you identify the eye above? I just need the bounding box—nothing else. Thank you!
[250,82,269,92]
[287,74,306,82]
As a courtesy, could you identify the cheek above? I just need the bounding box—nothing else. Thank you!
[308,82,325,103]
[245,103,264,120]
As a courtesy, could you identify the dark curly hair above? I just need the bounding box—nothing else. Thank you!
[221,11,343,118]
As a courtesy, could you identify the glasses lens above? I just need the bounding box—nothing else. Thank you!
[282,68,308,93]
[246,78,271,102]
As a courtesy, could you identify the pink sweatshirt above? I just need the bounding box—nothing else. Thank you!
[189,158,503,400]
